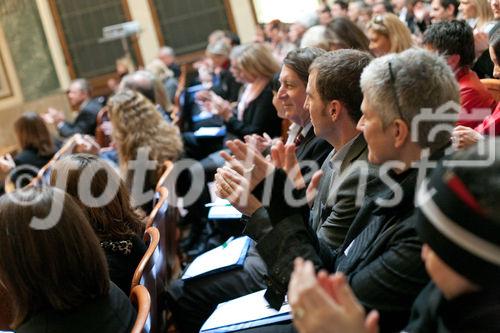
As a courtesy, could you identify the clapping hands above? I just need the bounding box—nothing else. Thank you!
[41,107,65,125]
[288,258,379,333]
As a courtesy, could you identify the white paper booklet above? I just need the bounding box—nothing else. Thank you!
[200,289,291,333]
[181,236,251,280]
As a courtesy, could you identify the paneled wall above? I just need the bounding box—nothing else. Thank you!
[1,0,59,101]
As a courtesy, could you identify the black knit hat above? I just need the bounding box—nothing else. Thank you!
[416,159,500,288]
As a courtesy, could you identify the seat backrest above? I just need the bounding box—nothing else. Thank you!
[146,187,180,285]
[94,106,112,148]
[155,160,174,193]
[129,285,151,333]
[172,64,188,129]
[481,78,500,102]
[28,135,78,188]
[131,227,161,333]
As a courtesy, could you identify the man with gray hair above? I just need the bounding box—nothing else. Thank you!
[235,49,459,333]
[43,78,102,138]
[158,46,180,78]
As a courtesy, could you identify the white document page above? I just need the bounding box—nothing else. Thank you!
[201,289,291,332]
[182,236,249,280]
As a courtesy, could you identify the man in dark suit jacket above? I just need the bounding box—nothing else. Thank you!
[241,49,460,333]
[169,51,374,331]
[43,79,101,138]
[243,49,378,309]
[166,48,332,333]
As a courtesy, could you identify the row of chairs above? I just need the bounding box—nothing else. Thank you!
[130,161,181,333]
[5,136,180,332]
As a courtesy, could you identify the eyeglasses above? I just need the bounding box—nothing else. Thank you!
[388,61,405,122]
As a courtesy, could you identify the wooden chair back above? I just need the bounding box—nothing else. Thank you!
[28,135,78,187]
[131,227,162,333]
[129,285,151,333]
[94,106,112,148]
[146,186,180,284]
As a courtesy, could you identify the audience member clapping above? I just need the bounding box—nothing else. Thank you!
[289,140,500,333]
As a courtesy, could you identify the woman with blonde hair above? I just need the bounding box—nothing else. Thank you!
[186,42,282,166]
[107,89,183,211]
[366,13,413,57]
[210,42,282,139]
[460,0,494,31]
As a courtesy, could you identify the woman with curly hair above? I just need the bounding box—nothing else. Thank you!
[50,154,147,295]
[107,89,183,211]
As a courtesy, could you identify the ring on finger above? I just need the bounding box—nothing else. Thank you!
[294,306,306,320]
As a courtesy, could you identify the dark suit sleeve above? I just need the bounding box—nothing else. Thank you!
[225,88,280,138]
[255,177,367,308]
[58,102,100,137]
[252,163,378,308]
[346,216,429,331]
[243,207,273,242]
[256,213,324,309]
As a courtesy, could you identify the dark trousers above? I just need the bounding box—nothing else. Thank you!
[165,244,268,333]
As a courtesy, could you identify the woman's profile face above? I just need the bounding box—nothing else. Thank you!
[237,66,257,84]
[367,29,391,57]
[459,0,477,19]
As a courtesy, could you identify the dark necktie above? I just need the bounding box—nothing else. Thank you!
[293,131,304,146]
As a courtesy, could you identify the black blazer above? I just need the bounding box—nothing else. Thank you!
[102,234,147,296]
[225,82,282,139]
[249,135,380,309]
[211,68,243,102]
[242,127,332,241]
[294,125,332,168]
[59,98,102,138]
[332,169,429,332]
[11,148,55,187]
[405,282,500,333]
[17,283,136,333]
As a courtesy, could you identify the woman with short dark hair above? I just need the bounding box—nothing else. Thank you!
[0,187,136,332]
[1,112,58,190]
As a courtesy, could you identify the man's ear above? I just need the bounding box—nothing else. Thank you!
[446,4,456,18]
[328,100,342,122]
[393,118,409,148]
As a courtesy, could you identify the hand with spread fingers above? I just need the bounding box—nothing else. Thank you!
[214,166,263,216]
[244,133,274,153]
[270,141,323,206]
[222,139,275,191]
[288,258,379,333]
[270,141,305,189]
[210,93,234,121]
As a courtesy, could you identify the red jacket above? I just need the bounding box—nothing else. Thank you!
[457,67,497,128]
[475,101,500,135]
